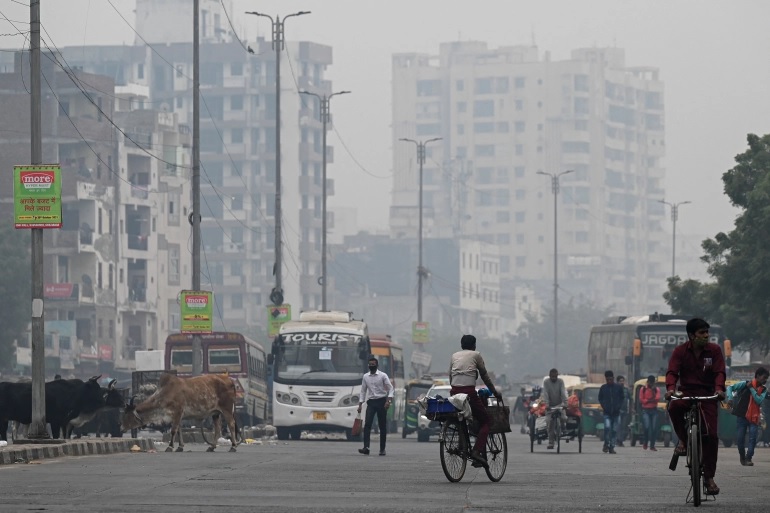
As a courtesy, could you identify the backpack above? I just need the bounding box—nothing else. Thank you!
[730,381,752,418]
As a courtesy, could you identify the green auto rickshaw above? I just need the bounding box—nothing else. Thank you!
[569,383,604,437]
[629,377,673,447]
[402,378,434,438]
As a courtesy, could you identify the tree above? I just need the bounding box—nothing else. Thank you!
[0,225,32,369]
[664,133,770,349]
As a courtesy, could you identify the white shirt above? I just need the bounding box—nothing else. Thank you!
[359,369,394,403]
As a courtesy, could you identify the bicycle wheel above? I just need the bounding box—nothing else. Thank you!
[556,416,561,454]
[440,418,467,483]
[689,423,701,507]
[484,432,508,482]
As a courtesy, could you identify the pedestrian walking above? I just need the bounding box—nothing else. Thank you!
[357,357,393,456]
[599,370,624,454]
[727,366,768,466]
[616,375,630,447]
[638,375,661,451]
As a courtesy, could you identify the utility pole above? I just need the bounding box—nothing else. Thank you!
[300,90,350,311]
[191,0,202,375]
[537,169,573,369]
[26,0,48,440]
[659,199,691,278]
[246,10,310,306]
[400,137,442,322]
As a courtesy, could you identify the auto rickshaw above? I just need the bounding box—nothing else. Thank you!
[717,379,740,448]
[568,383,604,437]
[402,378,434,438]
[628,377,673,448]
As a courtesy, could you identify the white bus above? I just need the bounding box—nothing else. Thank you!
[268,310,370,440]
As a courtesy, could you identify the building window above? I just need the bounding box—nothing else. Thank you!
[457,102,467,113]
[232,294,243,309]
[231,128,243,144]
[97,262,103,289]
[515,211,526,223]
[169,247,180,284]
[475,145,495,157]
[108,264,114,290]
[231,62,243,76]
[474,78,493,94]
[176,65,184,78]
[456,80,464,91]
[109,320,114,339]
[514,76,526,88]
[98,319,103,338]
[514,166,525,178]
[473,100,494,117]
[231,95,244,110]
[515,121,526,133]
[137,64,144,79]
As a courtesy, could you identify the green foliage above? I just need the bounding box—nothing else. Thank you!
[0,225,31,369]
[664,133,770,349]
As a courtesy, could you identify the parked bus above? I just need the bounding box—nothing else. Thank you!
[369,334,406,433]
[164,332,269,427]
[587,314,730,383]
[268,310,370,440]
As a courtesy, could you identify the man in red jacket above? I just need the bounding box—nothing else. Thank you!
[665,318,726,496]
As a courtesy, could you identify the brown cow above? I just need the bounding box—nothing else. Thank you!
[121,373,239,452]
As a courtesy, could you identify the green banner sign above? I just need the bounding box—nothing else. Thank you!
[267,304,291,338]
[14,164,62,228]
[180,290,213,334]
[412,321,430,344]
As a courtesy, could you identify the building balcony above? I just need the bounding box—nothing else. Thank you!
[127,234,149,251]
[299,208,319,226]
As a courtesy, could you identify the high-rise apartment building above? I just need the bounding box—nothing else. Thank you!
[58,0,335,337]
[392,42,669,313]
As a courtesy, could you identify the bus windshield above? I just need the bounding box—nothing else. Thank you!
[275,331,364,381]
[638,327,723,378]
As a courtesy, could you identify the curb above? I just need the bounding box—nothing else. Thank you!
[0,438,155,465]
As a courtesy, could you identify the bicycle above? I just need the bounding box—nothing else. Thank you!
[436,398,508,483]
[529,405,582,454]
[668,393,720,507]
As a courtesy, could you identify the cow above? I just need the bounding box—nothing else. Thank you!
[0,376,124,440]
[121,373,239,453]
[65,381,126,438]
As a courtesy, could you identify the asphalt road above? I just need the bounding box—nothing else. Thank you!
[0,430,767,512]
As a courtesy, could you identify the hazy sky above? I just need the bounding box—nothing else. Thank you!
[3,0,770,244]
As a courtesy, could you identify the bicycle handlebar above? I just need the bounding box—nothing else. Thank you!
[668,394,720,402]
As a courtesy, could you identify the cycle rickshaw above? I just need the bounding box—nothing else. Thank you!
[528,401,583,453]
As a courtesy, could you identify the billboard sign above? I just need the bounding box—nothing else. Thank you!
[267,304,291,338]
[180,290,213,334]
[14,164,62,228]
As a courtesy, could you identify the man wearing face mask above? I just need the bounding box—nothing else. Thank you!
[357,357,393,456]
[665,318,726,496]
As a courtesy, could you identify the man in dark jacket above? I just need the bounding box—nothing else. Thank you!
[598,370,624,454]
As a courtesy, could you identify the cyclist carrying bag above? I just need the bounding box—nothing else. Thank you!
[730,381,752,417]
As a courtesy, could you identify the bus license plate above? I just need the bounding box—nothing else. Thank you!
[313,411,327,420]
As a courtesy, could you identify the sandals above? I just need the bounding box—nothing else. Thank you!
[705,481,720,496]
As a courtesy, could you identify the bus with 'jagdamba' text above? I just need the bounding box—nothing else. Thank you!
[587,313,730,384]
[268,310,370,440]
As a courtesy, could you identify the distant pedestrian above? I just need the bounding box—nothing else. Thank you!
[616,375,630,446]
[357,357,393,456]
[727,366,768,466]
[599,370,624,454]
[638,375,661,451]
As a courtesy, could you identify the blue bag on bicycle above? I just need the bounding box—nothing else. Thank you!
[426,396,458,414]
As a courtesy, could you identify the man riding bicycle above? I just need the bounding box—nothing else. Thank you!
[449,334,502,467]
[665,318,726,496]
[542,368,568,450]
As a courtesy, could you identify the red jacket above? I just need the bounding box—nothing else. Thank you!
[665,340,726,395]
[639,385,660,409]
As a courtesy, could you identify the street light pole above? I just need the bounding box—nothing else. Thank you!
[246,10,310,306]
[191,0,203,376]
[400,137,442,322]
[537,169,573,368]
[658,199,691,278]
[299,90,350,311]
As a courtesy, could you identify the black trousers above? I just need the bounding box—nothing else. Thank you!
[363,397,388,451]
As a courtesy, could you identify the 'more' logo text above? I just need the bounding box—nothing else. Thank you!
[20,171,55,190]
[186,295,208,308]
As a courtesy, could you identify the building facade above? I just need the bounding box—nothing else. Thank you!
[391,42,669,314]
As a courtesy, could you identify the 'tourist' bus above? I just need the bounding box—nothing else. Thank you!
[164,332,269,427]
[369,334,406,433]
[269,310,370,440]
[587,314,730,383]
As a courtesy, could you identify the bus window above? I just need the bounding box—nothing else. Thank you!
[208,346,242,373]
[170,346,192,372]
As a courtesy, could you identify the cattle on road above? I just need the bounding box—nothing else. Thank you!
[0,376,124,440]
[121,373,239,452]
